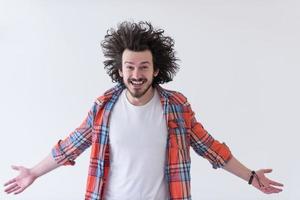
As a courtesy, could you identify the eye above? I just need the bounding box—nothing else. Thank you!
[141,66,148,70]
[126,66,134,70]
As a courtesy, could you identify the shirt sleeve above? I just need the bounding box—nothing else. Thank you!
[51,101,99,166]
[186,103,232,169]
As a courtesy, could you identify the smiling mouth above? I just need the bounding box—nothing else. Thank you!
[130,80,146,86]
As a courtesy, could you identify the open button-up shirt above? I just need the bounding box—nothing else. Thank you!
[52,83,232,200]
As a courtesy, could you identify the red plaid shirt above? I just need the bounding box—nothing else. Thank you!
[52,84,232,200]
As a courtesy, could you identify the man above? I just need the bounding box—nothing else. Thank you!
[4,21,283,200]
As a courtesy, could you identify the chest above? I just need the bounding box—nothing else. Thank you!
[109,94,168,150]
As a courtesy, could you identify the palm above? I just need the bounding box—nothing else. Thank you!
[251,169,284,194]
[4,165,36,195]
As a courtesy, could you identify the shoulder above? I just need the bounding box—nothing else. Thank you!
[169,90,188,105]
[157,86,189,106]
[95,84,125,106]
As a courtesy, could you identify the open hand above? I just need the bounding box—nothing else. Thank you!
[4,165,37,195]
[251,169,284,194]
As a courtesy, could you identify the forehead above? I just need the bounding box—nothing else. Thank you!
[122,49,153,64]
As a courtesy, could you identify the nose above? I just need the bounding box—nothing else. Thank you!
[132,68,142,79]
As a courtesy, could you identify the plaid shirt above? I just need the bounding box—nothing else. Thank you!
[52,83,232,200]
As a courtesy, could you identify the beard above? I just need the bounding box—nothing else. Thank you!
[125,78,153,98]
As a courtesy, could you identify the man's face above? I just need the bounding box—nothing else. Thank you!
[119,49,159,98]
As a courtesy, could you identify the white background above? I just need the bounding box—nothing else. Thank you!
[1,0,299,199]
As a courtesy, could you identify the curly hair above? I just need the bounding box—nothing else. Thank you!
[101,21,179,84]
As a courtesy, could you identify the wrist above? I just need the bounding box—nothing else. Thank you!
[29,167,40,179]
[248,170,263,188]
[248,171,256,185]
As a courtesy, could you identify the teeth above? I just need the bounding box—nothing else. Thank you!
[131,80,144,85]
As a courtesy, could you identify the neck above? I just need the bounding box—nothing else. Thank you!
[126,86,155,106]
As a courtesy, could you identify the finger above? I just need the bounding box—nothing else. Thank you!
[6,186,20,194]
[264,176,284,187]
[267,187,283,193]
[4,183,18,192]
[264,186,283,193]
[268,179,284,187]
[5,184,20,194]
[8,186,21,194]
[4,178,16,186]
[264,189,275,194]
[14,187,25,195]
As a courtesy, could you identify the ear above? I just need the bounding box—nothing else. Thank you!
[154,69,159,77]
[118,68,123,77]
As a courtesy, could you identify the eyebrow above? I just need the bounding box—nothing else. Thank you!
[124,61,151,65]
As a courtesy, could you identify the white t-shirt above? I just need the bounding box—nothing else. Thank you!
[104,88,169,200]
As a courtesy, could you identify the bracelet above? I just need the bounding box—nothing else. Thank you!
[248,171,256,185]
[248,170,263,187]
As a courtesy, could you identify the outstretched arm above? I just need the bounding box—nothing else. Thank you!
[4,100,99,195]
[4,154,61,195]
[223,156,284,194]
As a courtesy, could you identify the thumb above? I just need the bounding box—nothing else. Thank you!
[263,168,273,173]
[11,165,20,171]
